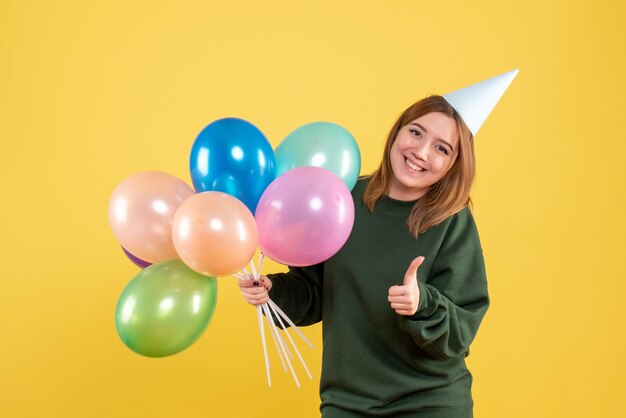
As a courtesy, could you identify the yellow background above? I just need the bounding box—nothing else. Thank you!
[1,1,625,417]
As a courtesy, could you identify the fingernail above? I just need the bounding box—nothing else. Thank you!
[253,281,259,286]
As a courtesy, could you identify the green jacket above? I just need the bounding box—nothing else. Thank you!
[268,179,489,417]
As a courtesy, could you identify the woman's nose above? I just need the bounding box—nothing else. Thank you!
[412,141,429,161]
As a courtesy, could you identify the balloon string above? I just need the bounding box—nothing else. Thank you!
[257,305,271,387]
[254,253,293,359]
[238,252,313,387]
[267,299,315,349]
[275,319,293,360]
[249,259,258,280]
[268,300,312,380]
[263,302,288,372]
[238,267,280,383]
[256,253,265,279]
[262,302,300,388]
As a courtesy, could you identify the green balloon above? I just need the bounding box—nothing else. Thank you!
[275,122,361,190]
[115,259,217,358]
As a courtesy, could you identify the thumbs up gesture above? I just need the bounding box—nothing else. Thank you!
[388,256,425,316]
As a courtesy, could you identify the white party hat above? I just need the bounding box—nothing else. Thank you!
[443,69,519,137]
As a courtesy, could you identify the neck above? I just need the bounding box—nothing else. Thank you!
[387,178,427,201]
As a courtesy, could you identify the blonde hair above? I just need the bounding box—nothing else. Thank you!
[363,95,475,237]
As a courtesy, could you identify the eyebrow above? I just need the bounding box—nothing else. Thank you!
[410,123,455,151]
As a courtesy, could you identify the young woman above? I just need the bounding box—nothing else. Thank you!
[239,70,517,416]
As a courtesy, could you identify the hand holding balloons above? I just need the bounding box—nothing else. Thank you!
[110,116,359,366]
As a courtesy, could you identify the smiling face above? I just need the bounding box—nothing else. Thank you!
[388,111,459,201]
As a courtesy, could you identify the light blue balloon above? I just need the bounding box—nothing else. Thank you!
[275,122,361,190]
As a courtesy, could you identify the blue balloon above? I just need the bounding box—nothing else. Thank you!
[190,118,276,214]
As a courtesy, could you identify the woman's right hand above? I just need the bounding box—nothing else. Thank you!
[238,275,273,306]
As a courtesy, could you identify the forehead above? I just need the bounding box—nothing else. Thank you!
[407,112,459,147]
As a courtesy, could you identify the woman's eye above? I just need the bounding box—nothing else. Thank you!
[410,129,421,138]
[437,146,449,155]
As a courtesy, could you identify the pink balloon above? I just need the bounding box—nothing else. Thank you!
[108,171,195,263]
[255,166,355,266]
[172,192,258,277]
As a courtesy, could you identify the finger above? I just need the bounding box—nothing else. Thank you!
[241,287,268,297]
[238,279,253,288]
[244,296,268,306]
[403,256,425,286]
[388,285,407,297]
[388,295,409,303]
[390,302,412,310]
[241,286,270,298]
[238,278,266,288]
[245,292,269,302]
[241,287,269,299]
[395,309,415,316]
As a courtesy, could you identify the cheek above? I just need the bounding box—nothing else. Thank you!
[390,141,404,161]
[431,156,453,175]
[392,139,412,159]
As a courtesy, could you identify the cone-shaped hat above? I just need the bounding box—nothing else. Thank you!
[443,69,519,137]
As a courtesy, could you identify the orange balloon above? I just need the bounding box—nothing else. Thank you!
[108,171,195,263]
[172,191,258,276]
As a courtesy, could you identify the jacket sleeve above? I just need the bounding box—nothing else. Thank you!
[398,210,490,360]
[266,262,324,327]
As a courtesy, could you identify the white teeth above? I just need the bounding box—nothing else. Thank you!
[405,157,424,171]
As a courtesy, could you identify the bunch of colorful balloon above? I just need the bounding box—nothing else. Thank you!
[108,118,360,383]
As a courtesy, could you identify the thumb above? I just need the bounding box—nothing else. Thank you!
[403,256,425,286]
